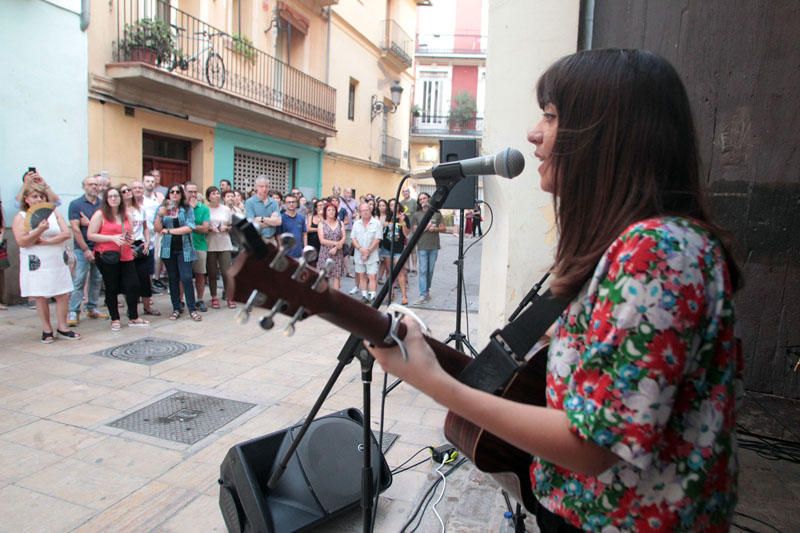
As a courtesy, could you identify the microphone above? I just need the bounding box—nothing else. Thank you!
[423,147,526,180]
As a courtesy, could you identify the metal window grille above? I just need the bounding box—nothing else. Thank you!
[233,148,291,193]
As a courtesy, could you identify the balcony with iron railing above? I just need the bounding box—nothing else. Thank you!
[381,134,402,167]
[416,33,487,57]
[411,114,484,137]
[107,0,336,133]
[380,20,413,69]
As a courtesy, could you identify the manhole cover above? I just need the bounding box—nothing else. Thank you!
[108,391,255,444]
[94,337,202,365]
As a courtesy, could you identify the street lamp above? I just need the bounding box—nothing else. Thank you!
[370,80,403,122]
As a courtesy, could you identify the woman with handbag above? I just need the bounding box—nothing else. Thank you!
[317,202,346,291]
[123,183,159,317]
[153,185,200,321]
[88,186,147,330]
[12,184,80,342]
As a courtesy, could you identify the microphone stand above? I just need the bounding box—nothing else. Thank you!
[265,176,458,533]
[443,208,479,357]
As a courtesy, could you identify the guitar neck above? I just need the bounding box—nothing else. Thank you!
[229,249,473,376]
[315,289,474,377]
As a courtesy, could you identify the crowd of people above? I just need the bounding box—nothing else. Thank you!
[8,168,455,343]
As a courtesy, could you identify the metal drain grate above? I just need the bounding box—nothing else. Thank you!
[108,391,255,444]
[375,431,399,455]
[94,337,202,365]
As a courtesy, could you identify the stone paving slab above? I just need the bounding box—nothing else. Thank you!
[0,283,798,532]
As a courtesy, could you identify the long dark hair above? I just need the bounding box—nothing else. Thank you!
[538,49,740,297]
[163,185,189,210]
[101,186,127,222]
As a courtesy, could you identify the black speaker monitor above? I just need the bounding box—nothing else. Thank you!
[440,139,479,210]
[219,408,392,532]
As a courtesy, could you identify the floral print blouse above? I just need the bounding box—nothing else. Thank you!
[532,217,741,532]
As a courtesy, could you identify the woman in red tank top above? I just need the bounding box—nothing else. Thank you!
[87,186,148,330]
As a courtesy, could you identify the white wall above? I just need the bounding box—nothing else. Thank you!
[478,0,580,339]
[0,0,88,221]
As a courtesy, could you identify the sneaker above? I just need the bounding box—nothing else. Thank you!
[196,301,208,312]
[87,309,109,320]
[413,295,429,305]
[152,279,167,290]
[67,312,79,327]
[348,286,360,295]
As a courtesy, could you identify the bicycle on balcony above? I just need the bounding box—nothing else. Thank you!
[168,26,227,89]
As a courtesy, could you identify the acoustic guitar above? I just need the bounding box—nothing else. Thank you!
[228,224,548,512]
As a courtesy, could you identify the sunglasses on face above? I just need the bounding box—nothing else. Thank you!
[120,189,130,193]
[169,189,181,194]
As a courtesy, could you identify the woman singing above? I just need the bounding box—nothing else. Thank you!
[367,49,741,532]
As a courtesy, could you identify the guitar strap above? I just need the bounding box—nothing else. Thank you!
[458,289,570,392]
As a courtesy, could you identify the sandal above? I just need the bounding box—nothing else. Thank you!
[210,298,220,309]
[143,307,161,316]
[169,310,180,320]
[110,321,121,331]
[57,329,81,340]
[41,331,55,344]
[227,300,237,309]
[128,318,150,327]
[190,311,202,322]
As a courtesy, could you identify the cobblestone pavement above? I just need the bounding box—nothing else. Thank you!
[0,269,798,531]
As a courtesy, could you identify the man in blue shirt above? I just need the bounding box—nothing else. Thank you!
[244,175,281,240]
[279,194,307,258]
[67,175,108,325]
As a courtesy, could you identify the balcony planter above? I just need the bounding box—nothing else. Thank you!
[447,90,478,132]
[128,47,159,64]
[120,18,175,66]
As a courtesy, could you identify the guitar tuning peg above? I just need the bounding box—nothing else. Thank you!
[291,246,318,281]
[269,233,296,272]
[283,306,306,337]
[311,258,334,292]
[236,290,265,325]
[258,299,286,331]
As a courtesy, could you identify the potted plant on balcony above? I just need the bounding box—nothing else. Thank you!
[119,18,175,66]
[447,90,478,132]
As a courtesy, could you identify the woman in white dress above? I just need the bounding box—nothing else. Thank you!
[12,184,81,343]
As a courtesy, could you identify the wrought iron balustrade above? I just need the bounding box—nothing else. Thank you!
[381,134,402,167]
[113,0,336,130]
[381,20,413,67]
[411,114,484,136]
[415,33,487,56]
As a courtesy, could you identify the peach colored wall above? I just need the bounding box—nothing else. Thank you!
[88,99,215,188]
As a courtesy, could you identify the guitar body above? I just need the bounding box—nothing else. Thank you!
[442,344,549,513]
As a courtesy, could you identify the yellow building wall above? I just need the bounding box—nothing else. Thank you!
[88,99,215,188]
[322,156,403,200]
[326,3,416,168]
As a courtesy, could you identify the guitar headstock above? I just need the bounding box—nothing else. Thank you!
[228,219,336,336]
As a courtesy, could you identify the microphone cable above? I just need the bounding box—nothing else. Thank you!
[457,199,494,348]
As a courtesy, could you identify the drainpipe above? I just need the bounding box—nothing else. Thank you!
[581,0,595,50]
[324,6,331,84]
[80,0,90,31]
